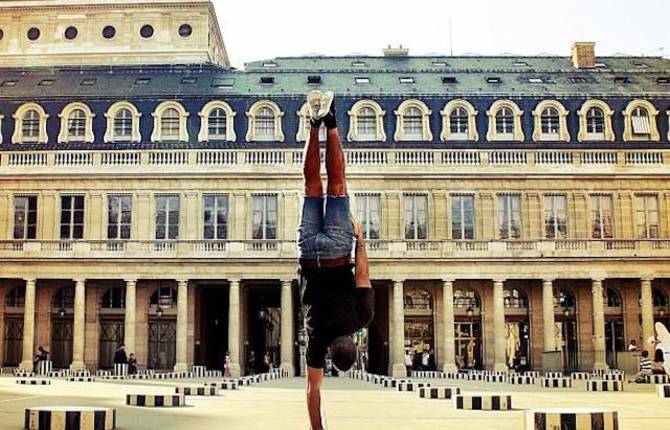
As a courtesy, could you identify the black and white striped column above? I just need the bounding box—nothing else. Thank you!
[113,364,128,377]
[206,381,238,390]
[544,372,563,378]
[570,372,591,380]
[656,384,670,398]
[541,377,572,388]
[455,393,512,410]
[525,408,618,430]
[67,377,95,382]
[396,382,430,392]
[510,375,535,385]
[17,379,50,385]
[417,387,460,399]
[586,380,623,392]
[36,361,53,376]
[24,406,115,430]
[175,386,218,396]
[646,374,669,384]
[126,394,185,407]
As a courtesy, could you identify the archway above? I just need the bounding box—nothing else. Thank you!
[453,283,482,370]
[604,286,624,369]
[503,285,530,371]
[51,286,74,369]
[404,286,435,371]
[554,286,579,371]
[3,285,25,366]
[99,286,125,369]
[147,283,177,370]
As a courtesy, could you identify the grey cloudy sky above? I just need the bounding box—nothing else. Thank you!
[212,0,669,68]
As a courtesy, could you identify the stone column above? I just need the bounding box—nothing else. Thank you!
[492,279,507,371]
[591,278,608,371]
[124,279,137,356]
[391,280,407,377]
[280,279,295,375]
[542,279,556,352]
[19,278,36,371]
[174,279,189,372]
[640,277,654,350]
[442,279,457,372]
[227,279,241,377]
[70,279,86,370]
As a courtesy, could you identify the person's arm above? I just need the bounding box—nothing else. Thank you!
[306,366,325,430]
[352,222,371,289]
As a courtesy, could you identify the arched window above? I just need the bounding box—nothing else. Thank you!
[104,101,142,143]
[67,109,86,140]
[577,100,614,142]
[100,287,126,309]
[652,287,668,309]
[296,102,326,142]
[453,288,481,310]
[347,100,386,142]
[487,100,524,142]
[245,100,284,142]
[52,286,75,311]
[4,286,25,308]
[394,100,432,141]
[441,100,478,142]
[541,107,560,135]
[605,287,622,308]
[503,287,528,309]
[149,287,178,309]
[198,101,236,142]
[58,102,95,143]
[13,103,49,144]
[553,287,576,311]
[532,100,570,142]
[357,107,377,140]
[208,109,227,137]
[151,101,189,142]
[623,100,660,141]
[23,110,41,141]
[404,288,433,310]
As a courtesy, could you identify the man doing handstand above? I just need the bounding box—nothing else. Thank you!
[297,90,374,430]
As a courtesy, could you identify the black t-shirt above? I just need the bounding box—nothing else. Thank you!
[300,263,375,369]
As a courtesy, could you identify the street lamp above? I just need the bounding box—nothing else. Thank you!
[58,307,66,317]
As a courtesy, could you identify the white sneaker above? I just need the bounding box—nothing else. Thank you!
[307,90,322,121]
[316,91,334,120]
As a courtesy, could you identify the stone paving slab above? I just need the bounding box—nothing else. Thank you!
[0,375,669,429]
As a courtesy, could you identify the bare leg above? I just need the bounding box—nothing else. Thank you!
[306,366,325,430]
[304,127,323,197]
[326,127,346,196]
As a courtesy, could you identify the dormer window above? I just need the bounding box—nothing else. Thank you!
[104,101,142,143]
[577,99,615,142]
[352,60,367,67]
[486,100,524,142]
[399,77,415,84]
[442,76,457,84]
[622,100,660,142]
[245,100,284,142]
[586,107,605,137]
[532,100,570,142]
[355,77,370,84]
[486,77,502,84]
[440,99,478,142]
[262,62,278,68]
[260,76,275,85]
[656,77,670,85]
[12,103,49,144]
[431,61,448,67]
[614,76,631,84]
[151,101,189,142]
[307,75,322,84]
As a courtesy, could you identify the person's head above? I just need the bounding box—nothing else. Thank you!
[38,346,44,352]
[129,353,135,358]
[654,348,664,362]
[330,335,356,372]
[630,339,637,345]
[119,344,125,350]
[642,350,649,358]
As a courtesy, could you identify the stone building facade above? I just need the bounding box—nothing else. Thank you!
[1,1,670,377]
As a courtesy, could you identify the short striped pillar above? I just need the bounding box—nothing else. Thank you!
[15,370,35,378]
[601,373,624,381]
[455,393,512,411]
[586,380,623,392]
[544,372,563,378]
[541,377,572,388]
[95,371,111,377]
[17,379,50,385]
[206,381,238,390]
[175,386,218,396]
[36,361,53,376]
[24,406,115,430]
[524,371,541,378]
[113,364,128,377]
[510,375,535,385]
[381,379,400,388]
[100,375,126,381]
[237,377,253,386]
[646,374,669,384]
[191,366,207,378]
[417,386,460,399]
[67,377,95,382]
[397,382,430,392]
[485,374,507,383]
[71,370,91,378]
[656,384,670,398]
[126,394,185,407]
[467,373,484,381]
[524,408,618,430]
[570,372,591,380]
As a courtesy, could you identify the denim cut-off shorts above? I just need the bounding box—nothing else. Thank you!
[297,195,354,261]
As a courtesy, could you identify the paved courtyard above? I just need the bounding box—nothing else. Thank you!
[0,375,669,430]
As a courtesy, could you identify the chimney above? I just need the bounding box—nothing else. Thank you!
[383,44,409,57]
[571,42,596,69]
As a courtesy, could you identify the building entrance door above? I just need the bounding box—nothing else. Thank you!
[454,321,482,369]
[3,318,23,366]
[148,320,176,370]
[504,320,531,371]
[405,318,435,369]
[51,319,73,369]
[556,319,579,371]
[605,319,624,369]
[99,320,124,369]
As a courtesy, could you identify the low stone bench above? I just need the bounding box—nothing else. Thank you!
[396,381,430,392]
[175,386,218,396]
[544,372,563,378]
[586,380,623,392]
[541,377,572,388]
[126,394,185,407]
[67,377,95,382]
[510,375,535,385]
[645,374,669,384]
[570,372,591,380]
[656,384,670,399]
[455,393,512,411]
[524,408,618,430]
[206,380,238,390]
[17,379,50,385]
[485,374,507,383]
[24,406,115,430]
[418,386,460,399]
